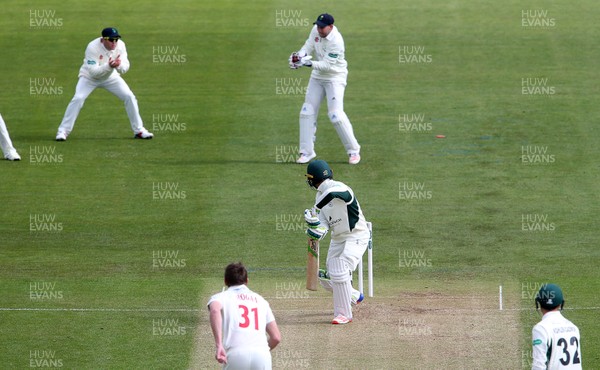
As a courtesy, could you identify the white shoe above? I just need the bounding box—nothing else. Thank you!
[56,131,67,141]
[5,149,21,161]
[349,153,361,165]
[134,129,154,139]
[331,315,352,325]
[296,152,316,164]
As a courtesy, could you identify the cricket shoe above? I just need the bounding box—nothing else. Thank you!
[5,149,21,161]
[351,290,364,306]
[296,152,316,164]
[134,129,154,139]
[348,153,361,165]
[55,131,67,141]
[331,315,352,325]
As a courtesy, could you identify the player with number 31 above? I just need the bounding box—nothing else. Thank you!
[208,262,281,369]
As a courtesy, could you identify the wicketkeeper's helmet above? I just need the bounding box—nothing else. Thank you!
[306,160,333,189]
[535,283,564,310]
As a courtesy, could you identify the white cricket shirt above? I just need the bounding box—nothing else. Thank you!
[78,37,130,81]
[531,311,582,370]
[314,179,369,243]
[299,25,348,82]
[207,285,275,351]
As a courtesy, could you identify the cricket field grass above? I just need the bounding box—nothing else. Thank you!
[1,0,599,368]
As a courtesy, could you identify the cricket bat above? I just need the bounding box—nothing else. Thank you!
[306,238,319,291]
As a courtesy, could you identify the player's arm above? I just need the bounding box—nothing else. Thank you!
[310,42,343,72]
[114,42,130,74]
[208,301,227,364]
[531,325,549,370]
[266,320,281,350]
[289,27,316,68]
[82,44,113,79]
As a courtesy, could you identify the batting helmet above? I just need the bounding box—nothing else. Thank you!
[535,283,564,310]
[306,160,333,189]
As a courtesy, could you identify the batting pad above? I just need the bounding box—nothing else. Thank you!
[329,110,360,154]
[328,257,353,318]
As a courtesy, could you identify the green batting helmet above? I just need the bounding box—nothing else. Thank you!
[535,283,564,310]
[306,160,333,189]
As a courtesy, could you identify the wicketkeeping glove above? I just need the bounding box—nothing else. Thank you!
[306,225,328,240]
[304,209,320,228]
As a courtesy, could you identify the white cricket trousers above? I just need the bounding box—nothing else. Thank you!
[224,347,272,370]
[299,78,360,156]
[58,76,144,134]
[0,113,17,156]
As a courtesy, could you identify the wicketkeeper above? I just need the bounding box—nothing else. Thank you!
[289,13,361,165]
[304,160,369,324]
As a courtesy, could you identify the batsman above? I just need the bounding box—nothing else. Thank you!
[304,160,370,324]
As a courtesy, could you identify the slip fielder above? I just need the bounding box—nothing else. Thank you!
[55,27,153,141]
[290,13,361,165]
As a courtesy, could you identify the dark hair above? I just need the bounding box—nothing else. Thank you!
[224,262,248,287]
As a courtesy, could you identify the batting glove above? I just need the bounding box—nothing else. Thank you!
[306,225,328,240]
[304,209,320,228]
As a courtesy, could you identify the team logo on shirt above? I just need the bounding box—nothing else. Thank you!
[315,37,319,42]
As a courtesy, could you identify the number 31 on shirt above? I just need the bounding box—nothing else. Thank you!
[239,305,259,330]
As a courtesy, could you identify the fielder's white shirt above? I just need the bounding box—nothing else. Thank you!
[207,285,275,351]
[299,25,348,82]
[79,38,130,81]
[314,179,369,243]
[532,311,582,370]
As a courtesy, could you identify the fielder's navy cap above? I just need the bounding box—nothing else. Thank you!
[314,13,334,27]
[102,27,121,38]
